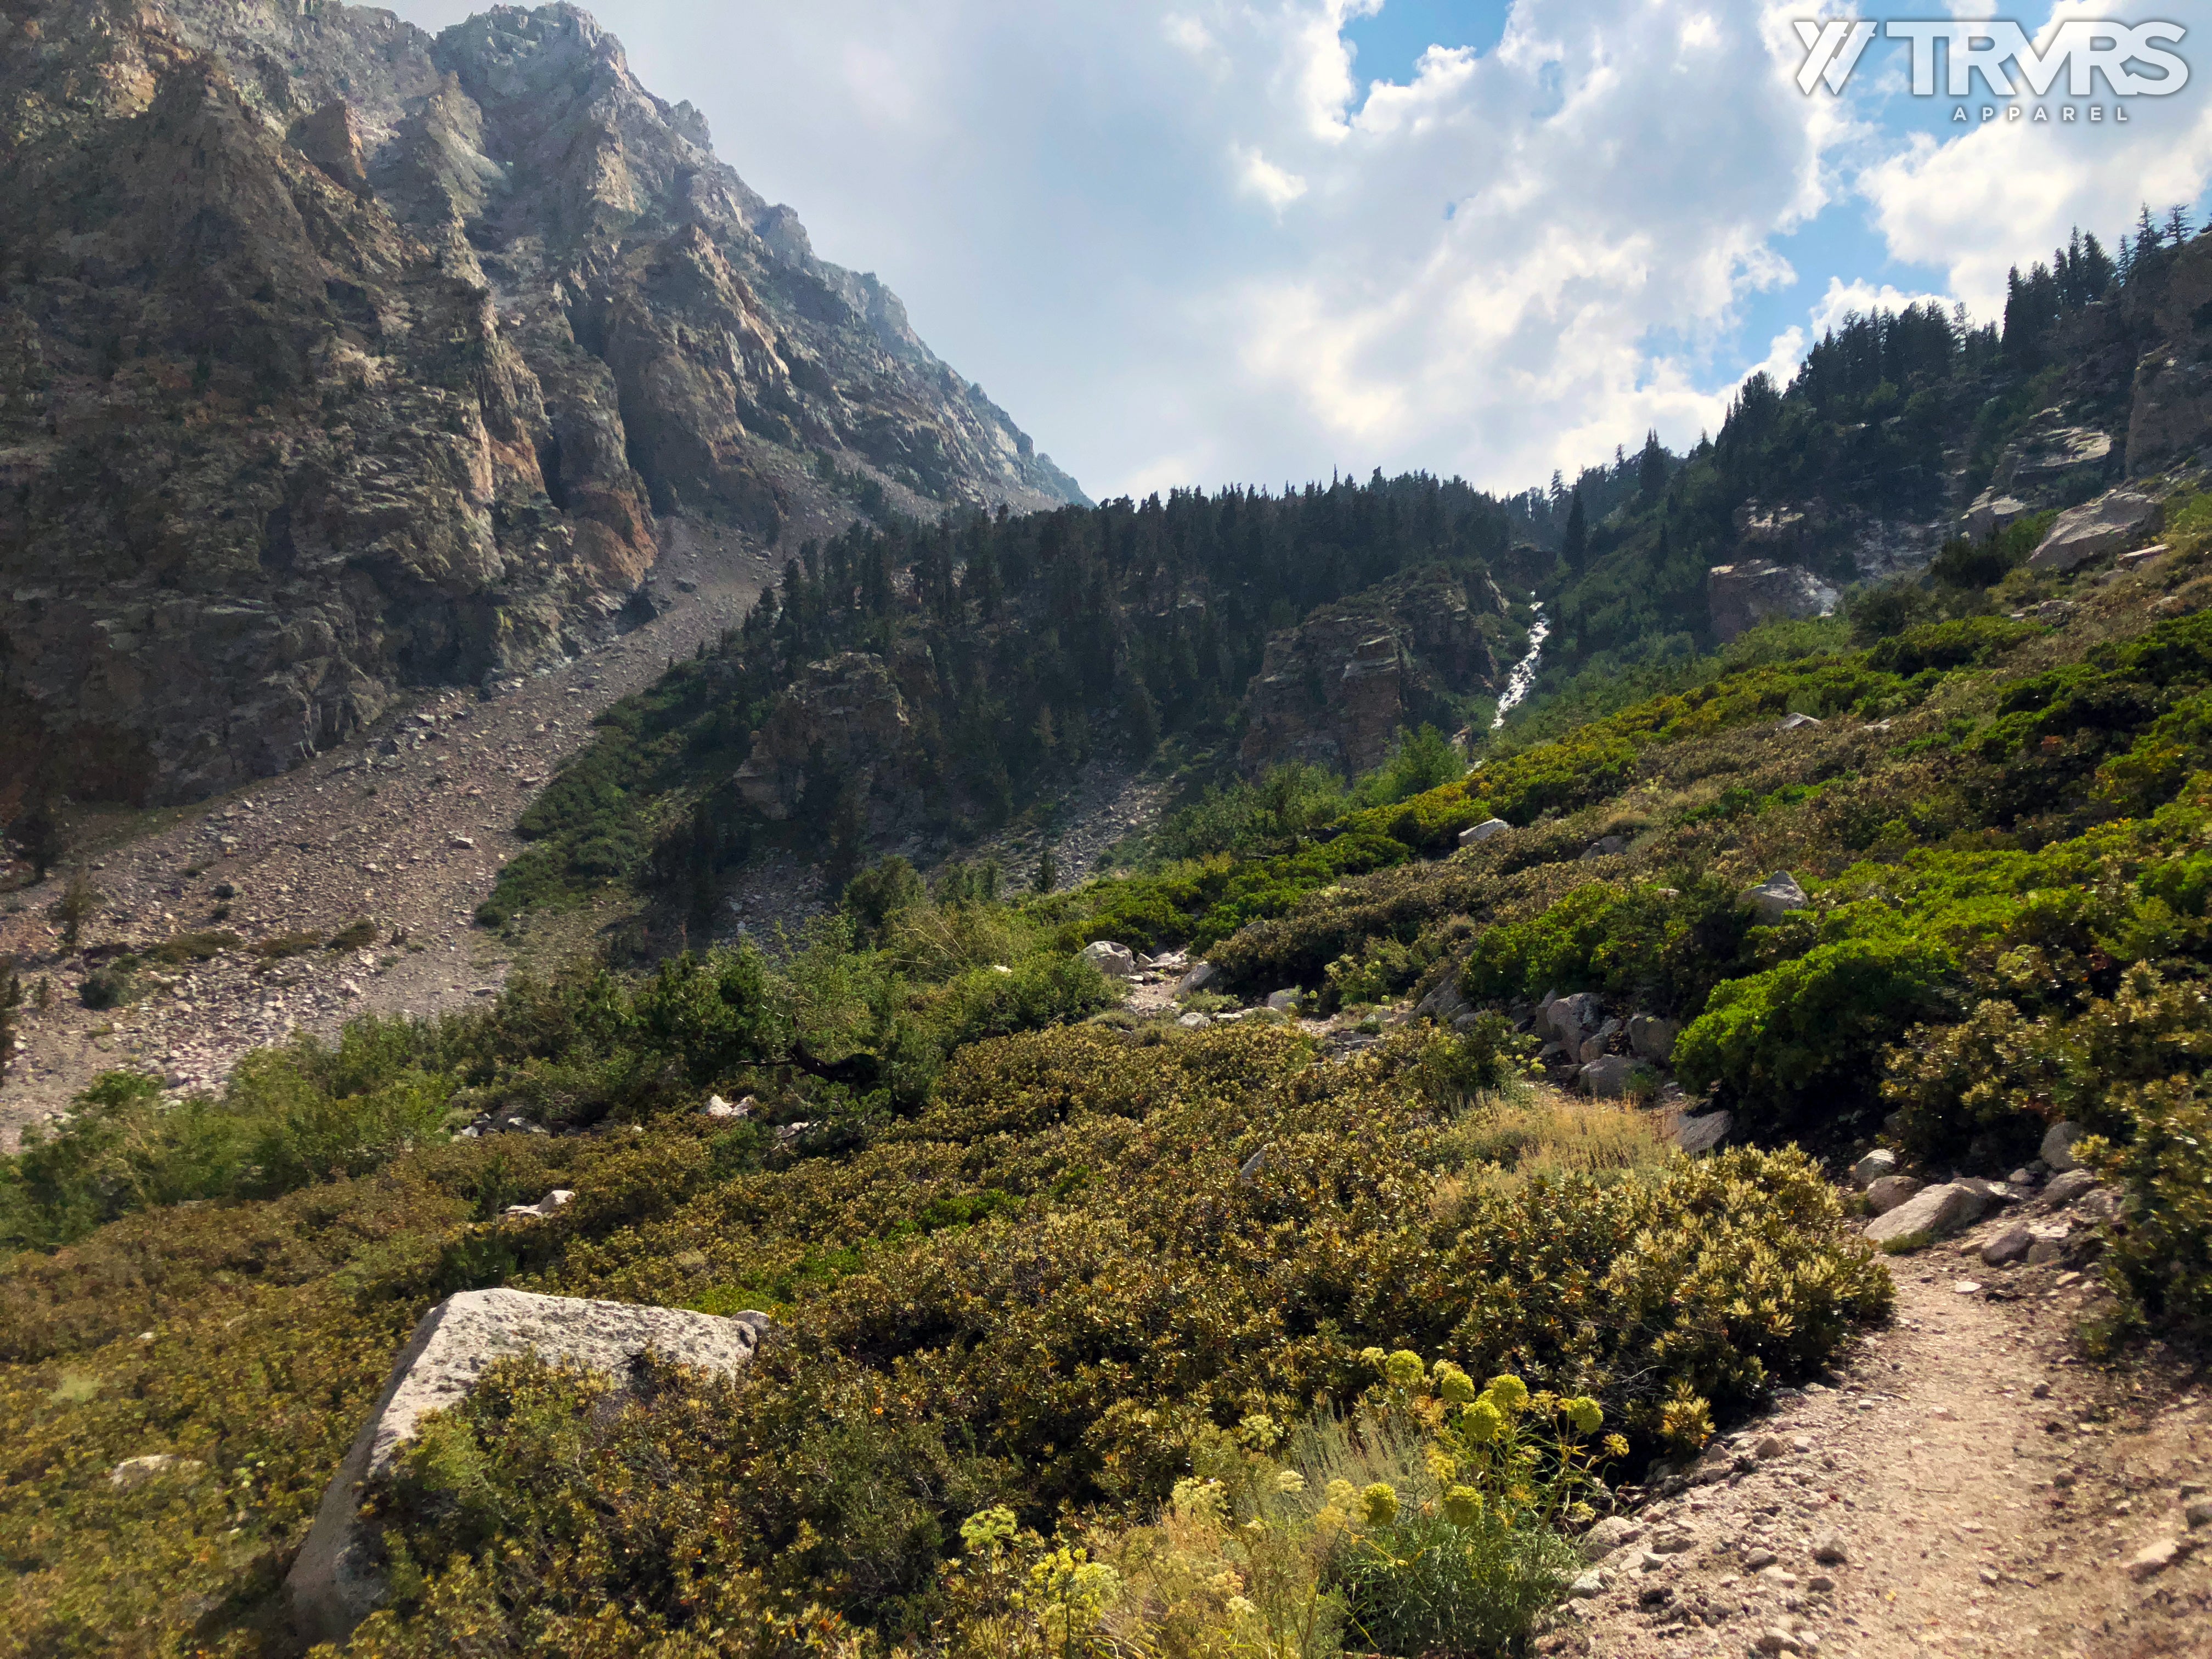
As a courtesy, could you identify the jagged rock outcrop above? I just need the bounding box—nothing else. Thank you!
[731,651,917,823]
[1239,568,1513,776]
[2126,233,2212,476]
[1707,562,1838,643]
[0,0,1081,806]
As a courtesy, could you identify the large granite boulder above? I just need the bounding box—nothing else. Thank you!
[1708,563,1839,644]
[2029,490,2162,572]
[289,1290,771,1645]
[1864,1182,1989,1245]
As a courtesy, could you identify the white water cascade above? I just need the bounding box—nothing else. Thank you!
[1491,603,1550,730]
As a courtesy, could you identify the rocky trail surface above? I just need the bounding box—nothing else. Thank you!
[0,531,772,1148]
[1545,1205,2212,1659]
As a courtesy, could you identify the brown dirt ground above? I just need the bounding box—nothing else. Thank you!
[1545,1212,2212,1659]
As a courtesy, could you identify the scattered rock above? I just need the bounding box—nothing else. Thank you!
[1175,962,1222,997]
[700,1094,753,1120]
[1237,1146,1271,1185]
[2185,1498,2212,1530]
[109,1454,205,1491]
[1575,1066,1645,1106]
[1080,941,1139,979]
[1981,1223,2036,1266]
[1673,1110,1733,1156]
[1628,1014,1681,1063]
[1864,1173,1925,1215]
[1851,1148,1898,1188]
[1459,818,1511,848]
[1542,990,1606,1050]
[2042,1120,2085,1173]
[289,1292,772,1644]
[1177,1012,1211,1030]
[2124,1536,2189,1581]
[1864,1182,1990,1245]
[1580,1516,1643,1562]
[1743,1548,1779,1572]
[1414,975,1471,1024]
[2043,1169,2100,1208]
[1754,1627,1804,1655]
[1754,1435,1788,1460]
[1567,1571,1605,1599]
[1650,1527,1697,1554]
[1580,836,1629,861]
[1744,871,1809,924]
[1264,989,1301,1013]
[501,1190,575,1220]
[447,835,476,851]
[1775,712,1824,733]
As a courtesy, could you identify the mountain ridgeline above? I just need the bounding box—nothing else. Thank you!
[0,0,1083,810]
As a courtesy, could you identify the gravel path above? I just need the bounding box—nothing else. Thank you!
[1548,1214,2211,1659]
[0,526,773,1148]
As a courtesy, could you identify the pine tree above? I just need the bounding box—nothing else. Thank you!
[1638,430,1667,503]
[9,799,62,883]
[2168,205,2194,246]
[49,868,99,952]
[0,958,18,1082]
[2137,204,2163,262]
[1562,487,1588,572]
[1033,844,1058,894]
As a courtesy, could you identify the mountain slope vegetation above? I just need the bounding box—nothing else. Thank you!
[5,210,2212,1659]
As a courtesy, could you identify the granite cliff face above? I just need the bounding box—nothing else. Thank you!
[0,0,1082,806]
[1239,568,1514,777]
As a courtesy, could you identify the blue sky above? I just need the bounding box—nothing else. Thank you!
[387,1,2212,501]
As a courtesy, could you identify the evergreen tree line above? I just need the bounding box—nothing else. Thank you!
[1527,210,2200,687]
[510,471,1531,913]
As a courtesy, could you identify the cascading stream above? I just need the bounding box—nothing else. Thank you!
[1492,601,1550,729]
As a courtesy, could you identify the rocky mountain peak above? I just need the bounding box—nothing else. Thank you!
[0,0,1082,808]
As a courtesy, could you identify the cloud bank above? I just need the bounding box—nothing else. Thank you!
[388,0,2212,499]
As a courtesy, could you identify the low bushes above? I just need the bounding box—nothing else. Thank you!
[0,1018,1889,1655]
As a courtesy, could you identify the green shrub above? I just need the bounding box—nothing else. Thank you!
[142,930,243,967]
[2095,1078,2212,1339]
[77,962,137,1009]
[1674,937,1956,1138]
[0,1043,455,1250]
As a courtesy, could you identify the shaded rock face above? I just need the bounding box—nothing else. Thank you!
[1239,568,1511,777]
[1707,562,1839,644]
[2126,233,2212,477]
[731,651,917,825]
[0,0,1081,807]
